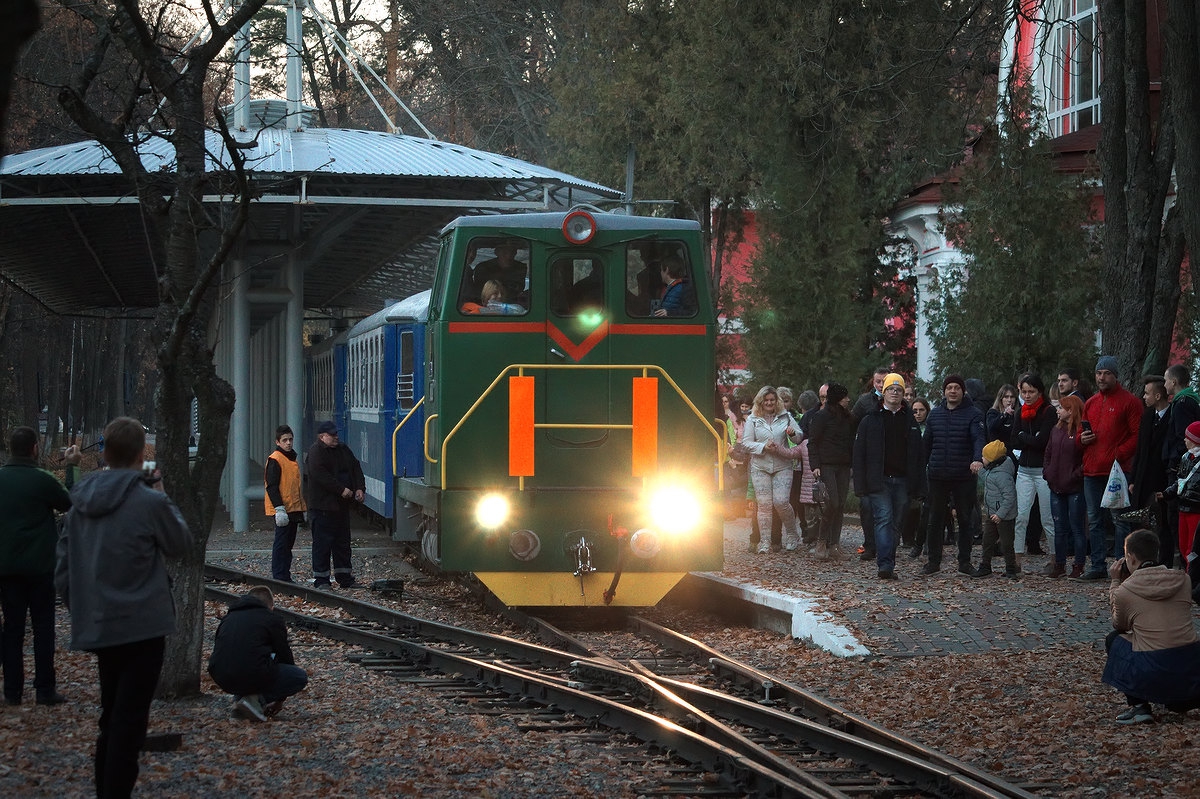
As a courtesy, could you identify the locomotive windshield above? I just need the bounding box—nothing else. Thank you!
[625,241,697,318]
[458,236,531,315]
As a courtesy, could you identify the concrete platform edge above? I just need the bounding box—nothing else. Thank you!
[676,572,870,657]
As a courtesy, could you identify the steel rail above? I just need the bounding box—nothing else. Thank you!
[203,583,825,798]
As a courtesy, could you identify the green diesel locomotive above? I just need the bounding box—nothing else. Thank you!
[390,208,724,607]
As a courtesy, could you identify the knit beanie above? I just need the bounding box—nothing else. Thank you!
[882,373,905,391]
[1096,355,1119,375]
[1186,421,1200,446]
[943,373,966,391]
[982,440,1007,464]
[826,383,849,404]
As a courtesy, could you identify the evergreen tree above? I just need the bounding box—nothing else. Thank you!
[929,88,1101,390]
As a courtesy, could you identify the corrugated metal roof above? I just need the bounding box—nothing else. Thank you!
[0,127,613,195]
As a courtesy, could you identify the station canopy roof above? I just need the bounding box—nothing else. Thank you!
[0,112,620,318]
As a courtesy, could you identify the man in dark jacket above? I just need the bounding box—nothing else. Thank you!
[208,585,307,721]
[0,426,78,705]
[1130,376,1172,564]
[922,374,985,576]
[853,374,925,580]
[851,367,890,560]
[306,420,366,589]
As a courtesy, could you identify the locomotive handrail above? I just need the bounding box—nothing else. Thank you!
[423,413,439,464]
[391,397,426,477]
[437,363,726,490]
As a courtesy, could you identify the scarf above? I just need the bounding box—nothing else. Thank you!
[1020,395,1044,421]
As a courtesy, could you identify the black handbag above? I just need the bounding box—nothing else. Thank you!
[811,477,830,505]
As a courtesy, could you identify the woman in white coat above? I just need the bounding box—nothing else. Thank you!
[741,386,804,553]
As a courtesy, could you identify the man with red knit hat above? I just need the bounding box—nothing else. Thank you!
[1077,356,1142,580]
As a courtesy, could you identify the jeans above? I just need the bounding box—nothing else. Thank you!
[865,476,908,573]
[0,573,57,702]
[272,517,299,581]
[1050,491,1087,567]
[1083,473,1132,570]
[95,637,165,799]
[262,663,309,705]
[1015,466,1055,555]
[310,509,355,586]
[750,468,799,548]
[926,477,977,568]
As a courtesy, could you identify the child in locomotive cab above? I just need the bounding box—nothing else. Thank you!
[652,256,696,317]
[461,279,524,315]
[470,239,528,303]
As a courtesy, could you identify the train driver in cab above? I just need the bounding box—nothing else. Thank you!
[471,239,527,303]
[652,256,696,317]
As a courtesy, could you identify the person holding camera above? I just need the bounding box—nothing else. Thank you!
[55,416,191,798]
[1102,529,1200,723]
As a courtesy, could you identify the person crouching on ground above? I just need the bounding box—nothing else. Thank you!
[1101,529,1200,724]
[207,585,307,722]
[972,440,1020,580]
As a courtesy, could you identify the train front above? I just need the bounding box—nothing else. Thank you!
[426,210,724,607]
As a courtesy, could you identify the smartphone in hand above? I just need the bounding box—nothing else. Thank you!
[1081,420,1093,433]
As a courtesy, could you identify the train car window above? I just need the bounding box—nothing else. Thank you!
[550,257,604,316]
[625,241,697,318]
[457,236,531,315]
[397,330,415,411]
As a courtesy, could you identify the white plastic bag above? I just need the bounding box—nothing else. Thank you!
[1101,460,1130,509]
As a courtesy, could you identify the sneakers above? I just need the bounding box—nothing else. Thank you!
[234,695,268,722]
[878,570,897,580]
[1076,569,1107,581]
[919,562,940,576]
[338,580,362,590]
[756,542,770,554]
[969,566,993,579]
[1115,704,1154,725]
[783,534,800,552]
[262,700,285,717]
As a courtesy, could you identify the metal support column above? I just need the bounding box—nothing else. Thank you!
[230,262,251,532]
[286,255,305,440]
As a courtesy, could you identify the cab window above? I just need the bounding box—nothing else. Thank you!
[625,241,697,318]
[457,236,531,316]
[550,257,604,316]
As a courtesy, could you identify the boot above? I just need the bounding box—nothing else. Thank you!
[1045,562,1066,579]
[969,564,993,578]
[1069,563,1085,579]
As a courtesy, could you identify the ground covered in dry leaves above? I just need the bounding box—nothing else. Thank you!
[2,517,1198,797]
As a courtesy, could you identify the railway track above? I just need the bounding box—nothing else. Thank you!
[204,565,1046,798]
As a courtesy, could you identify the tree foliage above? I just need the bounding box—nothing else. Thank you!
[549,0,1003,392]
[929,87,1102,391]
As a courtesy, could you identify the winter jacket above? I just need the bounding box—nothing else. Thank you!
[1079,383,1142,476]
[792,440,816,504]
[1131,406,1170,508]
[1011,400,1055,468]
[306,440,366,513]
[923,401,985,481]
[984,407,1015,444]
[853,405,926,497]
[741,412,802,475]
[1162,449,1200,514]
[1164,388,1200,469]
[207,594,296,696]
[807,407,854,470]
[980,455,1017,520]
[55,469,192,651]
[1043,426,1084,495]
[1102,565,1200,705]
[0,456,71,576]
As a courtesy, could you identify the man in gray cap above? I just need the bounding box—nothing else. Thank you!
[306,421,365,589]
[1077,356,1142,579]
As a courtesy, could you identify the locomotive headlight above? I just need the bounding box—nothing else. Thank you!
[562,210,596,244]
[648,484,703,535]
[475,493,511,529]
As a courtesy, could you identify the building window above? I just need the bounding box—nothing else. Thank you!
[1042,0,1100,137]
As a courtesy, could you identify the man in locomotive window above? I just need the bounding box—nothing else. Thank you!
[652,255,696,317]
[305,421,365,590]
[471,238,528,304]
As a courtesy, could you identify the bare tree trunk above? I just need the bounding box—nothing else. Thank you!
[1167,0,1200,298]
[1098,0,1181,378]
